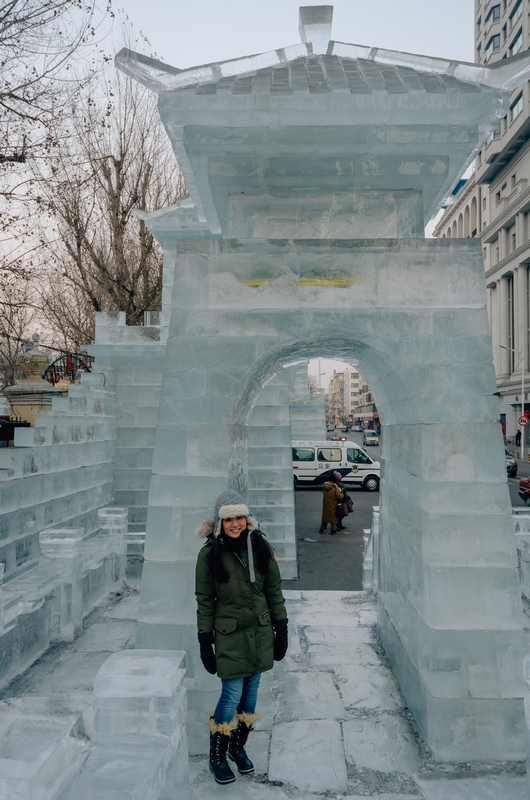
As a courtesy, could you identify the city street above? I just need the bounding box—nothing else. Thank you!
[284,431,526,593]
[283,430,380,592]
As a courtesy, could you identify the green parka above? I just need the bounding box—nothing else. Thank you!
[195,531,287,680]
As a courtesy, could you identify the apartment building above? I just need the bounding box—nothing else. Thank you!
[433,0,530,437]
[343,366,362,418]
[326,371,344,423]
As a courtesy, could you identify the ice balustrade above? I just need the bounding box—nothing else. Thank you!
[0,650,190,800]
[115,5,530,761]
[0,508,127,691]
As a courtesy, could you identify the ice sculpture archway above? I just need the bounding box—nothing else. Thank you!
[136,235,526,762]
[230,329,394,429]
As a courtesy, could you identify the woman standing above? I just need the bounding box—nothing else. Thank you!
[195,489,288,785]
[319,471,345,534]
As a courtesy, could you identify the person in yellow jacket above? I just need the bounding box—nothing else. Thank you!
[319,471,344,535]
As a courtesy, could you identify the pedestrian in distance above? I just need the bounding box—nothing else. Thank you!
[195,489,288,786]
[516,429,522,447]
[319,470,345,535]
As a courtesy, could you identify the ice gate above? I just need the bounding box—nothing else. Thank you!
[117,7,530,761]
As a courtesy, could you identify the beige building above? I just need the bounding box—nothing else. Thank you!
[342,366,362,418]
[433,0,530,438]
[326,370,344,423]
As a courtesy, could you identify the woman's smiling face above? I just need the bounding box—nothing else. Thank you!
[222,516,247,538]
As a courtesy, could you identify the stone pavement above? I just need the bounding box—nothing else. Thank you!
[190,590,527,800]
[0,587,526,798]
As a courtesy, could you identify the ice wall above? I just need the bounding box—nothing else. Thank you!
[0,369,117,583]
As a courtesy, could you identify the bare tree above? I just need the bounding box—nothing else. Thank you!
[34,48,186,337]
[0,277,37,386]
[0,0,111,166]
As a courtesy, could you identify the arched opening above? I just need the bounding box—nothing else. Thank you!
[230,334,398,588]
[457,213,463,237]
[446,227,451,238]
[452,220,457,237]
[464,205,470,237]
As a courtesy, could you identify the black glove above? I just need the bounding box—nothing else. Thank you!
[272,618,288,661]
[198,630,217,674]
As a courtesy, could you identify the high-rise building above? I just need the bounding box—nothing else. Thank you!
[343,366,361,418]
[433,0,530,439]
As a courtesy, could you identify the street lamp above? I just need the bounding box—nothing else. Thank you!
[499,343,526,461]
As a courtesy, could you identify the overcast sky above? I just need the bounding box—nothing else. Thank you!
[119,0,475,68]
[118,1,475,389]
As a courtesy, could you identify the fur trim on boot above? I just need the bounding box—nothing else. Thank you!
[207,713,237,736]
[235,711,259,726]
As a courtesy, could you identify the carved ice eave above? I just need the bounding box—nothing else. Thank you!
[115,41,530,95]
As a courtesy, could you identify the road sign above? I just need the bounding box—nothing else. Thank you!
[519,416,529,426]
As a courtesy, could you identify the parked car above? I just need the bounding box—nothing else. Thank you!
[519,476,530,504]
[506,450,517,478]
[363,430,379,446]
[352,424,363,432]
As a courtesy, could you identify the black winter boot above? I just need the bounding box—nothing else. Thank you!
[228,711,259,774]
[208,715,237,784]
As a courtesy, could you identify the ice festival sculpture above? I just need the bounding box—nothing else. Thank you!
[116,6,530,760]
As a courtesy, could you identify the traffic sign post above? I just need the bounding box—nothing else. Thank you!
[519,416,529,427]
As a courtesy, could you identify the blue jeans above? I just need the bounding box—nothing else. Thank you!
[213,673,261,724]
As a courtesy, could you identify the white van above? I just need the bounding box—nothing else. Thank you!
[292,440,380,492]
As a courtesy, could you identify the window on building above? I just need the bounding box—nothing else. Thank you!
[477,15,481,29]
[510,0,522,28]
[512,232,517,251]
[501,182,507,191]
[486,4,501,24]
[511,93,523,122]
[492,122,501,139]
[512,174,517,189]
[486,34,501,59]
[483,197,487,210]
[496,190,501,204]
[510,29,523,56]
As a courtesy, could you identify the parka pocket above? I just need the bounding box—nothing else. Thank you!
[215,617,238,634]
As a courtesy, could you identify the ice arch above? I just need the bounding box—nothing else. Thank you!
[136,235,526,761]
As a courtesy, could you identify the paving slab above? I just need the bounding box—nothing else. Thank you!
[276,671,346,721]
[343,796,421,800]
[74,621,136,652]
[335,663,402,710]
[308,642,380,669]
[300,625,374,654]
[344,714,421,774]
[269,719,347,793]
[34,652,111,695]
[414,774,527,800]
[103,593,140,619]
[191,777,292,800]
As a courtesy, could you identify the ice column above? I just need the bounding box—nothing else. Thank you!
[289,364,326,440]
[248,372,297,579]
